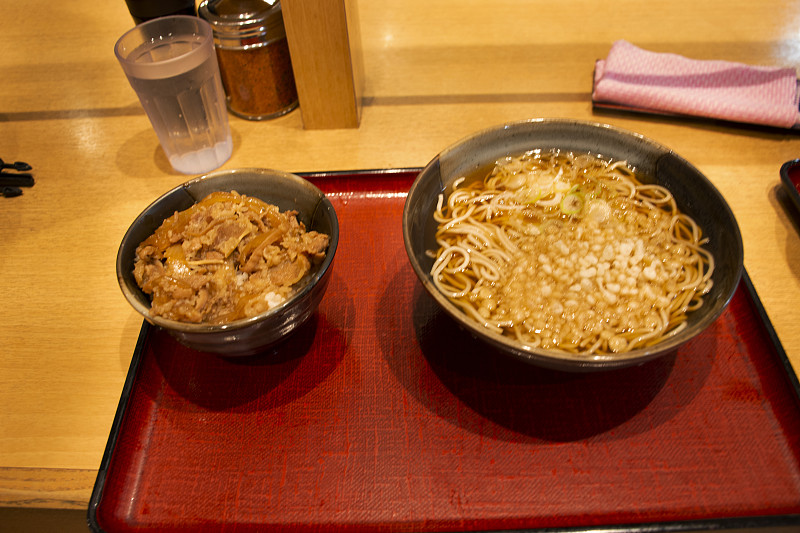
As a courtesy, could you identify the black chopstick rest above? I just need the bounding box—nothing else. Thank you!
[2,186,23,197]
[0,159,32,172]
[0,172,34,187]
[1,158,34,197]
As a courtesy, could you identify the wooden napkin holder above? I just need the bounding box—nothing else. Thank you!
[282,0,364,129]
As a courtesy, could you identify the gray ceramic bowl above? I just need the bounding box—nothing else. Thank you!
[403,119,743,371]
[117,168,339,356]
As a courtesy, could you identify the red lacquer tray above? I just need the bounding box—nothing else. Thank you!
[89,169,800,532]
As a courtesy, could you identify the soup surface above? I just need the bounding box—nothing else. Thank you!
[133,191,330,324]
[430,150,714,354]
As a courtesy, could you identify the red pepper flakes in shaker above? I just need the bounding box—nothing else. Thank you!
[199,0,298,120]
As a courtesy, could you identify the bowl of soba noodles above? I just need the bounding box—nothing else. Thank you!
[402,119,743,371]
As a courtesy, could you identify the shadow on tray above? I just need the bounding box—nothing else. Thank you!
[148,310,348,413]
[393,280,713,443]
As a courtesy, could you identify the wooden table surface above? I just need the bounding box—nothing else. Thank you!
[3,0,800,529]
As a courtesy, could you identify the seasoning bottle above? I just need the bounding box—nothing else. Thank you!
[199,0,298,120]
[124,0,197,24]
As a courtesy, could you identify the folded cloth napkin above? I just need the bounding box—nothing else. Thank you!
[592,40,800,129]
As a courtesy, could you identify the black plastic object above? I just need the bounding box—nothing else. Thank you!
[124,0,197,24]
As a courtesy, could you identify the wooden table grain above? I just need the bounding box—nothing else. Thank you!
[2,0,800,529]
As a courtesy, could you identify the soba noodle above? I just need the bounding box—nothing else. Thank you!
[430,150,714,355]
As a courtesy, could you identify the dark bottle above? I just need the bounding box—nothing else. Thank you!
[124,0,197,24]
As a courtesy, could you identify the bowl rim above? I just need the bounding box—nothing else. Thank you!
[403,118,744,370]
[116,167,339,333]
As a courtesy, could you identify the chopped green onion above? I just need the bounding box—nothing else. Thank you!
[560,191,584,215]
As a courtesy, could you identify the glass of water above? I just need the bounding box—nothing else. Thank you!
[114,16,233,175]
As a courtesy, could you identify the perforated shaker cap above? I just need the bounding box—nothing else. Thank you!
[198,0,285,48]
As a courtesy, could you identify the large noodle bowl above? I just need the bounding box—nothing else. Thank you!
[430,149,714,355]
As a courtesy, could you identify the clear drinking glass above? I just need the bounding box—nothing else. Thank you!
[114,16,233,174]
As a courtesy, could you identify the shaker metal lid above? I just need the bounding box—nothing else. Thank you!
[198,0,284,39]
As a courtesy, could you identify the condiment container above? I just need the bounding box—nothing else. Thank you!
[124,0,197,24]
[199,0,298,120]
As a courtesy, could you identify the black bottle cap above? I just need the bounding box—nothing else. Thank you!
[125,0,197,23]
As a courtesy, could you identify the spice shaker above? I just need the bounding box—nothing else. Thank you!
[199,0,298,120]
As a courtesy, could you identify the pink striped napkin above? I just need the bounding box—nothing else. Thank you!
[592,40,800,129]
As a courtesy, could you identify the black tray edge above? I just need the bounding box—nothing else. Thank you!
[297,167,424,179]
[779,159,800,216]
[741,270,800,402]
[87,320,153,533]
